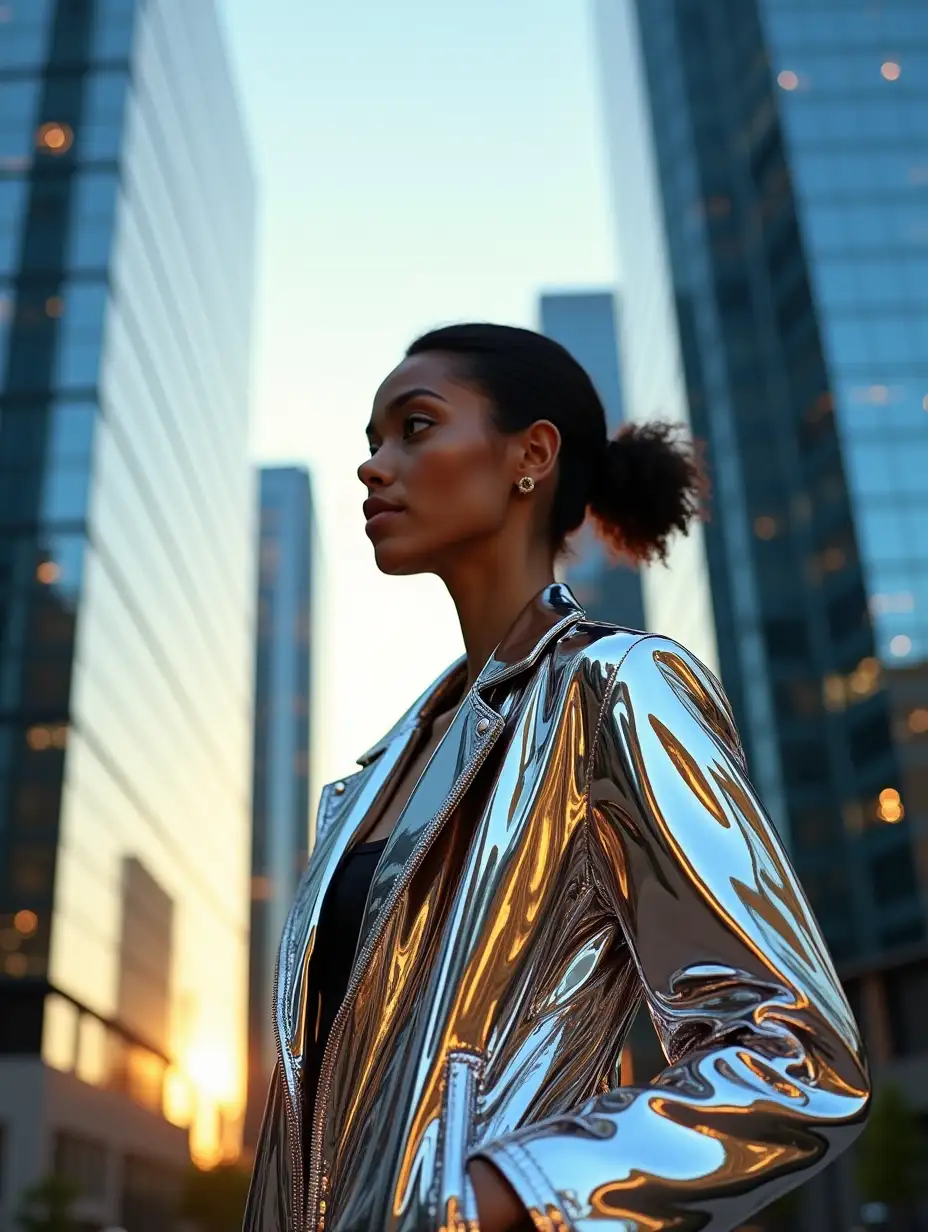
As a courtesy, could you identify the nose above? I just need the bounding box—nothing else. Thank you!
[357,450,391,490]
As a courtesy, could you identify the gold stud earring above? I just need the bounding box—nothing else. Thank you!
[517,476,535,494]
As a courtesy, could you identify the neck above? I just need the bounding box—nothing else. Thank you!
[441,545,556,689]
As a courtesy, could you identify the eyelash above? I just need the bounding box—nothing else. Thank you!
[368,414,433,455]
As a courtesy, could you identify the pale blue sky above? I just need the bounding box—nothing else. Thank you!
[220,0,617,785]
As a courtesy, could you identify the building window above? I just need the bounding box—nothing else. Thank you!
[885,960,928,1056]
[53,1131,107,1201]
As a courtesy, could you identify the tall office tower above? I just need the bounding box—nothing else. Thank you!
[594,2,928,1221]
[245,466,313,1151]
[538,291,646,630]
[0,1,256,1225]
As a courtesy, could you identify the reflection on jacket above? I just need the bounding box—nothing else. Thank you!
[245,583,869,1232]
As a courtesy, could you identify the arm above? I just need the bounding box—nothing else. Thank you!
[470,635,869,1232]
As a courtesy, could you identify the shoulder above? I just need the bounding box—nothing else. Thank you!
[560,624,743,759]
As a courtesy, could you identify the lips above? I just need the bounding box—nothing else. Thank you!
[363,496,404,521]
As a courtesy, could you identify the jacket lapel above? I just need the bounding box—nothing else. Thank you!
[354,583,585,955]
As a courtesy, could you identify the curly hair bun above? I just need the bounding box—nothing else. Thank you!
[587,422,709,566]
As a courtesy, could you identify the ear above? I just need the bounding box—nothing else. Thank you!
[514,420,561,485]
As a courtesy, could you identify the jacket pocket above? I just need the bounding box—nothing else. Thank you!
[436,1051,482,1232]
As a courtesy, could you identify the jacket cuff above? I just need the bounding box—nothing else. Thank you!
[468,1140,573,1232]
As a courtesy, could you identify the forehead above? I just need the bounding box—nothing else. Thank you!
[373,352,470,409]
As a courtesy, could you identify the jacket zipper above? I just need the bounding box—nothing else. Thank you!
[304,711,500,1231]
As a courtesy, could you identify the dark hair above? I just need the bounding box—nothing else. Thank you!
[406,322,707,565]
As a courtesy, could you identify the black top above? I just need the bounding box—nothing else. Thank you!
[302,838,388,1164]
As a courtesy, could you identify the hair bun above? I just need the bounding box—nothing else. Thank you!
[587,422,708,565]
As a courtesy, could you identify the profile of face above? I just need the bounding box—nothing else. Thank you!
[358,352,554,576]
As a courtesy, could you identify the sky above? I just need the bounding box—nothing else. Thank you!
[219,0,618,792]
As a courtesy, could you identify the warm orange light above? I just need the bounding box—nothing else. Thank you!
[881,61,902,81]
[27,726,52,751]
[37,122,74,154]
[754,516,777,540]
[909,708,928,734]
[890,634,912,657]
[14,910,38,937]
[51,725,69,749]
[45,296,64,318]
[37,561,60,583]
[5,954,28,977]
[877,787,904,824]
[822,547,845,572]
[778,70,799,91]
[823,675,845,711]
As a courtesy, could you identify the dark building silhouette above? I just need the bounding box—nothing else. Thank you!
[246,466,314,1150]
[538,290,646,631]
[0,0,255,1222]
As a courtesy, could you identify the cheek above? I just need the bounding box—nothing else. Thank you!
[413,438,508,527]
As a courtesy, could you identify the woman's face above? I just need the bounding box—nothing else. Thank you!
[358,352,522,576]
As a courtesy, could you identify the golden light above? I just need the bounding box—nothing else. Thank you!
[14,910,38,937]
[823,675,846,711]
[5,954,28,977]
[45,296,64,318]
[37,122,74,154]
[51,725,69,748]
[778,70,799,91]
[881,61,902,81]
[890,634,912,657]
[877,788,904,824]
[754,516,777,540]
[37,560,60,583]
[27,726,52,751]
[164,1067,195,1127]
[909,708,928,734]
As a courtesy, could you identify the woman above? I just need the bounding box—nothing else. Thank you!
[245,324,869,1232]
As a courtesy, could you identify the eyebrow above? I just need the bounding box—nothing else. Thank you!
[365,387,448,437]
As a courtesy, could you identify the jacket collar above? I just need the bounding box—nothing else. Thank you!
[356,583,583,766]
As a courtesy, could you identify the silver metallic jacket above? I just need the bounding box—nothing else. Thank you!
[245,584,869,1232]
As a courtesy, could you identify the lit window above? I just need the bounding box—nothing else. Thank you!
[881,61,902,81]
[27,726,52,751]
[754,515,777,540]
[889,634,912,657]
[909,708,928,734]
[778,70,799,91]
[36,122,74,154]
[877,788,904,824]
[14,910,38,937]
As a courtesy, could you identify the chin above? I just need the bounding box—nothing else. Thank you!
[371,541,430,577]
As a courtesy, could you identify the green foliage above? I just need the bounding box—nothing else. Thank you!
[16,1176,80,1232]
[855,1082,928,1207]
[181,1162,252,1232]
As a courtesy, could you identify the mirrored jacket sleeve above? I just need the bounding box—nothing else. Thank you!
[472,634,870,1232]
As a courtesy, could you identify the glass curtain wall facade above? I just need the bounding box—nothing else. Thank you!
[0,0,256,1210]
[593,3,928,1204]
[538,291,646,630]
[246,466,313,1150]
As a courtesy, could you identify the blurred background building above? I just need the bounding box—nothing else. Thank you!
[0,0,255,1226]
[538,290,647,631]
[595,0,928,1223]
[245,465,313,1152]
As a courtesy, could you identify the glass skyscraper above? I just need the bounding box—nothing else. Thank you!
[246,466,313,1150]
[538,290,646,631]
[595,2,927,1220]
[0,0,255,1223]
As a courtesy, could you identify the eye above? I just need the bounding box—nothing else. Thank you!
[403,413,434,439]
